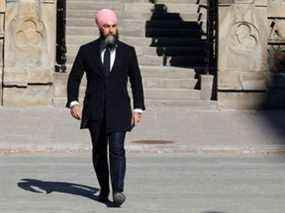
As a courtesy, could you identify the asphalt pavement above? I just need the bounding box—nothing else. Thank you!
[1,152,285,213]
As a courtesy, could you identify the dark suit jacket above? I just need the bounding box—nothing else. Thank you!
[66,38,145,133]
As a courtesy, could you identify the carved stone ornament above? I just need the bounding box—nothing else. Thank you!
[219,2,267,72]
[4,0,51,86]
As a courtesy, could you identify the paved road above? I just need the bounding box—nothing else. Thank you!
[1,152,285,213]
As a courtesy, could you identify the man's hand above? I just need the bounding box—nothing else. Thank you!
[70,105,81,120]
[131,111,142,125]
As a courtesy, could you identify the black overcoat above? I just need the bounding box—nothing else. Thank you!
[65,39,145,133]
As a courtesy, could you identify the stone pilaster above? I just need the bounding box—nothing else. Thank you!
[218,0,269,109]
[3,0,56,106]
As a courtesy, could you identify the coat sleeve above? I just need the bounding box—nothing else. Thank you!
[128,46,146,111]
[65,46,85,108]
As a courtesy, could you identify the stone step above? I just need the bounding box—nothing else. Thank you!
[160,46,208,57]
[67,1,124,11]
[146,27,206,37]
[67,9,206,21]
[145,10,207,22]
[66,51,206,67]
[67,2,202,14]
[66,26,98,36]
[66,52,206,67]
[66,35,153,47]
[53,97,218,110]
[66,35,208,48]
[143,77,199,89]
[66,44,207,59]
[66,45,159,57]
[65,52,164,66]
[126,2,203,14]
[67,0,207,4]
[54,72,197,90]
[136,55,163,66]
[54,85,201,100]
[146,37,209,47]
[60,65,196,78]
[66,25,205,37]
[143,99,217,109]
[66,18,207,30]
[165,55,207,67]
[66,26,147,37]
[156,0,207,3]
[66,20,207,39]
[145,20,205,29]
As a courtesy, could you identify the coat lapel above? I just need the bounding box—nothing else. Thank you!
[91,39,124,77]
[110,41,123,74]
[92,39,105,78]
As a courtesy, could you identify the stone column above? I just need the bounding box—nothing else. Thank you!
[3,0,56,106]
[218,0,269,109]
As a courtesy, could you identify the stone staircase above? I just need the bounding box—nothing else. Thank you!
[53,0,217,109]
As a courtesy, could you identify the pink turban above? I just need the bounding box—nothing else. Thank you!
[95,9,118,29]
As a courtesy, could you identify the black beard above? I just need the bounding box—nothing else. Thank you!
[99,31,119,48]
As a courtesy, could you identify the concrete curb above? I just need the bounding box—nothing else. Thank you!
[2,144,285,155]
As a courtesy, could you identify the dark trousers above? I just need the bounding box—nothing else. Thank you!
[88,117,126,194]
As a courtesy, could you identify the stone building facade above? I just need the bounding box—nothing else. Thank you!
[0,0,284,109]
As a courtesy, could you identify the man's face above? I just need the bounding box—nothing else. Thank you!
[101,23,118,37]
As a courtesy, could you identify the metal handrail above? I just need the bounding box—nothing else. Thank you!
[206,0,218,75]
[55,0,67,72]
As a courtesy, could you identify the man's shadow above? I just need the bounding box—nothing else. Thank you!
[17,178,118,208]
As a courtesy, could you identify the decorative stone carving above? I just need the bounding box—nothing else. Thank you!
[4,0,51,86]
[2,0,56,106]
[218,0,269,108]
[219,1,268,73]
[222,22,261,72]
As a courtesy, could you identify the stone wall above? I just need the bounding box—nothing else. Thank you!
[2,0,56,107]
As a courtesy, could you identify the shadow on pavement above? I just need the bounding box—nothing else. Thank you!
[17,178,119,208]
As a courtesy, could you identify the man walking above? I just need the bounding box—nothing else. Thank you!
[65,9,145,206]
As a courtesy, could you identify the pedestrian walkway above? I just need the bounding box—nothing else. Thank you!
[1,106,285,155]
